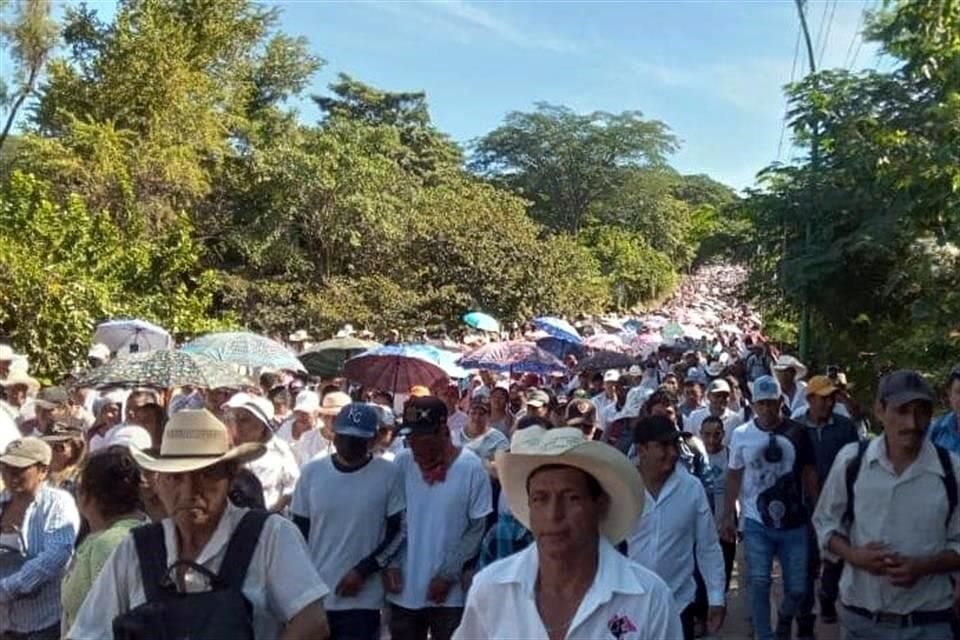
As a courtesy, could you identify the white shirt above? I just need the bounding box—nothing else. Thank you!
[627,468,726,610]
[389,448,492,610]
[453,538,681,640]
[686,407,743,445]
[728,421,799,525]
[246,435,300,510]
[0,407,19,453]
[448,411,469,444]
[292,456,404,611]
[782,380,808,415]
[67,502,329,640]
[593,395,616,432]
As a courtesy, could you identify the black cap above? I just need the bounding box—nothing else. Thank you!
[633,415,681,444]
[878,370,936,408]
[35,386,69,410]
[399,397,448,436]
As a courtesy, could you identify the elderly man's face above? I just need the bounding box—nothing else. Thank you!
[528,466,608,560]
[155,463,233,531]
[231,409,266,445]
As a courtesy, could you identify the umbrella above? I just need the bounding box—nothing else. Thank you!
[532,316,582,344]
[535,337,584,361]
[463,312,500,333]
[458,341,566,375]
[583,334,632,354]
[93,319,172,355]
[180,332,305,372]
[343,344,449,392]
[299,337,381,378]
[575,351,636,373]
[74,350,251,390]
[405,343,470,379]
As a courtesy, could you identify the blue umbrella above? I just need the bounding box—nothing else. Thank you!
[535,337,584,361]
[180,332,305,372]
[457,341,566,375]
[463,312,500,333]
[533,316,582,344]
[343,344,449,392]
[405,343,470,379]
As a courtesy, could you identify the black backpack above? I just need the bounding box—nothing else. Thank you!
[843,440,957,527]
[112,510,271,640]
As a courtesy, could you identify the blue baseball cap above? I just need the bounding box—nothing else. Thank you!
[333,403,379,439]
[752,375,782,402]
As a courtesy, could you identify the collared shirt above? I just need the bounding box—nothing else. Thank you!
[0,485,80,633]
[929,412,960,455]
[626,469,726,610]
[453,537,681,640]
[68,501,329,640]
[246,435,300,509]
[812,437,960,614]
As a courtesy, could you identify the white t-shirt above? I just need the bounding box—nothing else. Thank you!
[728,421,804,525]
[389,448,492,610]
[246,436,300,510]
[68,502,329,640]
[448,411,469,444]
[292,456,404,611]
[0,407,20,453]
[461,428,509,462]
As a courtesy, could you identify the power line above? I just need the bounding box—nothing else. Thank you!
[817,0,839,68]
[812,0,832,62]
[843,0,869,69]
[777,24,803,163]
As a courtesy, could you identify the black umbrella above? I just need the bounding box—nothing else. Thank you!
[575,350,636,373]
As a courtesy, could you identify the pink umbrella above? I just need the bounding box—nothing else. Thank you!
[583,334,632,354]
[457,341,566,375]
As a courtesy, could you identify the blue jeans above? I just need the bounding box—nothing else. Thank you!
[327,609,380,640]
[743,518,809,640]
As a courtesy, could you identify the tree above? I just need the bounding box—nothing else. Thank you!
[471,103,677,233]
[580,225,678,310]
[0,0,58,153]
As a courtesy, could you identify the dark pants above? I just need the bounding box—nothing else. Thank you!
[799,525,843,633]
[327,609,381,640]
[389,604,463,640]
[722,537,737,592]
[0,623,60,640]
[680,603,696,640]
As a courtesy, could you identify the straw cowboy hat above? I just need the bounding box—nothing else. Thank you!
[130,409,265,474]
[772,355,808,380]
[496,426,644,544]
[1,370,40,395]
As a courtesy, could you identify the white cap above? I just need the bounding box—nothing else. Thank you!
[707,379,732,395]
[627,365,643,377]
[293,390,321,413]
[88,343,111,361]
[603,369,621,383]
[104,424,153,451]
[224,392,275,428]
[0,344,13,361]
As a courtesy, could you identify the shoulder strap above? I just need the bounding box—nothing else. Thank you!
[132,522,169,602]
[217,510,272,588]
[842,440,870,527]
[935,446,958,527]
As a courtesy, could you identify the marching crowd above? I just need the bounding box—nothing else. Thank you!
[1,296,960,640]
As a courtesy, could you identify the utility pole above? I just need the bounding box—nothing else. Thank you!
[793,0,818,363]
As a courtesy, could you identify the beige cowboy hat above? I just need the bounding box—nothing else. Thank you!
[496,426,644,544]
[1,370,40,395]
[318,391,351,416]
[130,409,265,474]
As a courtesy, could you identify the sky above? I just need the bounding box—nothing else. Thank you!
[2,0,886,191]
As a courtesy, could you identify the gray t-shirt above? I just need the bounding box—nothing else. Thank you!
[462,428,509,461]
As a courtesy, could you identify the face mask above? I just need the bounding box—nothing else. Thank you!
[334,435,369,462]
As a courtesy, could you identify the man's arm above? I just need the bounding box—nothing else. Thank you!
[0,500,78,601]
[802,464,819,506]
[721,467,743,542]
[281,600,329,640]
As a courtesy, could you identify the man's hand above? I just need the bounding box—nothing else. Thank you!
[461,568,476,593]
[884,553,924,588]
[847,541,890,576]
[707,606,726,633]
[335,569,364,598]
[382,567,403,594]
[720,514,737,543]
[426,576,453,605]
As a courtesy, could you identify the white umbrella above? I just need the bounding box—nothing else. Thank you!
[94,319,172,355]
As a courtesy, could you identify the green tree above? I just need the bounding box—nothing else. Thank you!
[580,225,678,310]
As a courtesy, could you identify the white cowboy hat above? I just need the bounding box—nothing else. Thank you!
[772,355,808,380]
[1,370,40,395]
[496,426,644,544]
[318,391,351,416]
[130,409,265,474]
[288,330,311,343]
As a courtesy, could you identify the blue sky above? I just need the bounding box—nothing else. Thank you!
[3,0,885,191]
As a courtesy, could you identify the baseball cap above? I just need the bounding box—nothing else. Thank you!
[752,376,782,403]
[806,375,839,398]
[526,389,550,408]
[103,424,153,451]
[224,392,275,429]
[333,403,379,439]
[88,343,111,361]
[685,367,707,386]
[633,416,682,444]
[409,385,431,398]
[0,437,52,467]
[0,345,13,361]
[878,370,936,408]
[707,379,732,395]
[41,421,85,442]
[35,386,69,410]
[399,397,448,436]
[293,390,321,414]
[627,365,643,377]
[603,369,621,383]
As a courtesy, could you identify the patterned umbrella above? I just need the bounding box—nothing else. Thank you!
[583,334,632,354]
[93,319,172,355]
[535,337,584,361]
[299,337,381,377]
[343,344,449,392]
[180,332,305,372]
[532,316,582,344]
[575,350,636,373]
[463,312,500,333]
[458,341,566,375]
[74,350,251,389]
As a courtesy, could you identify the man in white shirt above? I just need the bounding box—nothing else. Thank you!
[388,397,491,640]
[687,379,743,445]
[303,391,350,464]
[454,425,681,640]
[225,393,299,512]
[275,390,327,467]
[773,355,809,416]
[593,370,622,434]
[627,415,726,640]
[293,403,405,640]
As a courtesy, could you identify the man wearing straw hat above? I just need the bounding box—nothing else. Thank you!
[68,409,330,640]
[453,426,681,640]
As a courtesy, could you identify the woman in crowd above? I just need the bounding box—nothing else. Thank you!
[488,385,514,436]
[60,448,145,635]
[41,421,87,497]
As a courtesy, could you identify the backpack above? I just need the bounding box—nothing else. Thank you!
[112,510,271,640]
[843,440,957,527]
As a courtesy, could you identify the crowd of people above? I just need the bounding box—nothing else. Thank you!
[1,268,960,640]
